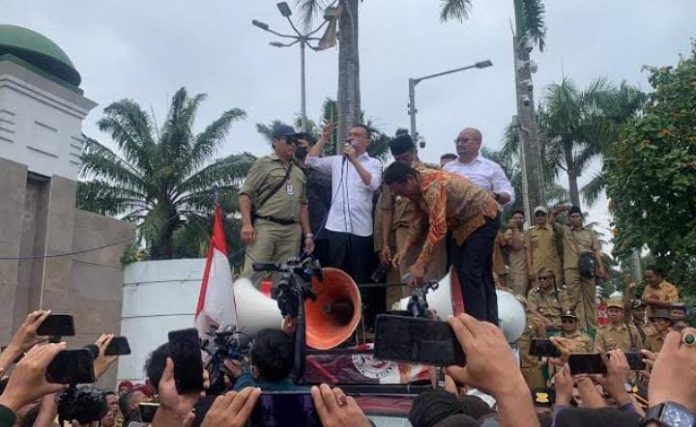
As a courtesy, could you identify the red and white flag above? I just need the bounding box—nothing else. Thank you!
[194,204,237,337]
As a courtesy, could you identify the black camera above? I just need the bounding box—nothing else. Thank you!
[57,385,108,424]
[202,325,252,395]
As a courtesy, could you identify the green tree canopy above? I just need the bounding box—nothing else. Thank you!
[78,87,255,260]
[604,43,696,294]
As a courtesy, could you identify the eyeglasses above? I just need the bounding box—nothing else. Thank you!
[538,276,553,281]
[534,212,547,217]
[561,318,576,324]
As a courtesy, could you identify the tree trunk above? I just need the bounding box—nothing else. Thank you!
[565,146,581,207]
[336,0,361,150]
[513,35,545,216]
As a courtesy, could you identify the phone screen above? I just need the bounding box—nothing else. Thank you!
[250,393,321,427]
[531,387,556,407]
[167,328,204,394]
[624,352,646,371]
[568,353,606,375]
[529,339,560,357]
[139,403,159,423]
[374,314,466,366]
[36,314,75,337]
[105,336,131,356]
[45,349,96,384]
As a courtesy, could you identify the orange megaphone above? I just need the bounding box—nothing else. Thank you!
[305,267,362,350]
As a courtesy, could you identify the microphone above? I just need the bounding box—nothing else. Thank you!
[342,139,353,164]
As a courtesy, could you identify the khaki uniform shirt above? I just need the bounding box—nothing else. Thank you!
[644,329,668,353]
[240,154,307,221]
[504,228,528,279]
[558,225,600,270]
[525,223,562,277]
[642,281,680,317]
[563,331,594,353]
[595,322,643,352]
[519,315,547,368]
[527,286,571,329]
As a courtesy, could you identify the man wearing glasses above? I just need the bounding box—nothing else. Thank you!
[527,268,571,332]
[559,311,593,353]
[443,128,514,206]
[525,206,563,289]
[239,125,314,287]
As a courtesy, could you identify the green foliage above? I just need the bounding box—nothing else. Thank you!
[604,43,696,295]
[78,87,255,261]
[439,0,472,23]
[256,97,391,161]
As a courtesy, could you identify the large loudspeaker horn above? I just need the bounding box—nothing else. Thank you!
[392,273,527,343]
[305,267,362,350]
[393,270,458,318]
[232,268,362,350]
[233,278,284,336]
[496,289,527,343]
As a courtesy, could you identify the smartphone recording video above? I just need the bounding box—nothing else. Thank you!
[374,314,466,366]
[167,328,204,394]
[45,349,96,384]
[36,313,75,337]
[105,336,131,356]
[529,339,560,358]
[624,352,646,371]
[568,353,606,375]
[250,392,321,427]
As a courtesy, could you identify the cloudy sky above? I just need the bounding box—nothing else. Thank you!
[4,0,695,240]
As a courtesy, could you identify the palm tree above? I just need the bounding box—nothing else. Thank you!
[78,88,255,260]
[256,97,391,161]
[539,78,645,207]
[441,0,548,214]
[297,0,361,146]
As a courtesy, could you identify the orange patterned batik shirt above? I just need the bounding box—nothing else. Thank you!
[406,169,499,266]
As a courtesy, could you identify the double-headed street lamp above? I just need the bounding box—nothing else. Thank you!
[408,59,493,145]
[252,2,335,132]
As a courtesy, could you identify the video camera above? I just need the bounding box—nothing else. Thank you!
[201,325,252,395]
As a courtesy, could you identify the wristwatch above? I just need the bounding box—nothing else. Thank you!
[641,401,696,427]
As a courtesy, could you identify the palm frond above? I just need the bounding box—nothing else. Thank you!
[520,0,546,51]
[580,172,606,207]
[296,0,326,30]
[79,137,145,190]
[97,100,156,174]
[175,153,256,198]
[439,0,472,23]
[190,108,246,171]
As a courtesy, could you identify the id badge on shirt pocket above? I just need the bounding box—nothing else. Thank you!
[286,179,294,196]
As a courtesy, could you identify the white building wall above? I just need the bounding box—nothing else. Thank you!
[0,60,96,180]
[117,258,205,383]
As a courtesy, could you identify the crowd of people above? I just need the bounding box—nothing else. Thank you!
[1,307,696,426]
[2,123,694,426]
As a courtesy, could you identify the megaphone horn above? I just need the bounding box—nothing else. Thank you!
[305,268,362,350]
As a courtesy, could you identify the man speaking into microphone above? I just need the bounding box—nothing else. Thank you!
[306,124,383,328]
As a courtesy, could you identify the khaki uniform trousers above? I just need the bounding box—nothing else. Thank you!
[565,268,597,331]
[241,220,302,287]
[385,227,447,309]
[521,366,545,389]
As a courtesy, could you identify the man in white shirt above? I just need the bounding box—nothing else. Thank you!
[306,124,383,284]
[443,128,515,206]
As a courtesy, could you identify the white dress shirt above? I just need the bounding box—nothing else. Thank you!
[305,153,382,237]
[443,155,515,207]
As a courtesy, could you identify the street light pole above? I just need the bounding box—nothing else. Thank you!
[408,60,492,143]
[300,41,307,132]
[252,2,331,132]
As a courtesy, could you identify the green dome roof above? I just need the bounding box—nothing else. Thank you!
[0,25,81,86]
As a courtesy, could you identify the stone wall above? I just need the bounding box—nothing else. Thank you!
[0,157,134,388]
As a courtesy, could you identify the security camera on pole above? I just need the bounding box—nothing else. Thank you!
[512,0,546,220]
